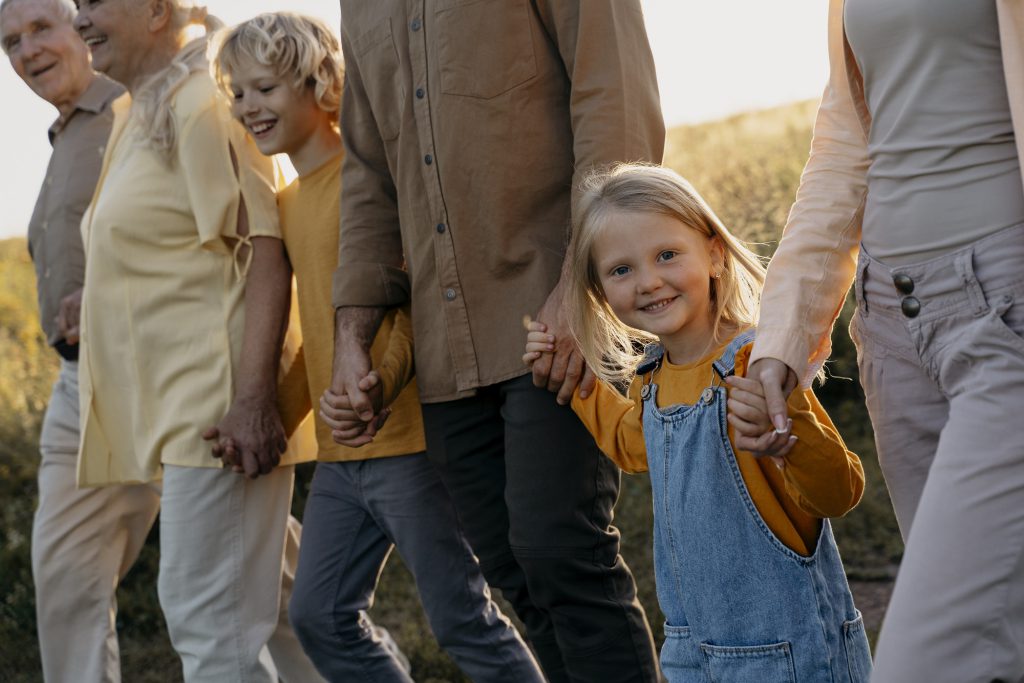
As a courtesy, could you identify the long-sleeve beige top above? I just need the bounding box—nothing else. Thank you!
[77,70,313,487]
[27,75,123,351]
[333,0,666,402]
[751,0,1024,384]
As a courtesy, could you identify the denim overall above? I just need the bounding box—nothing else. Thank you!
[640,330,872,682]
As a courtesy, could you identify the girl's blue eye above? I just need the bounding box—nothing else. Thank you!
[611,265,630,277]
[657,250,677,262]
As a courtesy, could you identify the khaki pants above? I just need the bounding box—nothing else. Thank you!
[851,225,1024,682]
[33,360,161,683]
[158,464,323,683]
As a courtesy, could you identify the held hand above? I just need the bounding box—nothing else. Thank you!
[203,397,287,478]
[320,371,387,447]
[55,287,83,344]
[725,374,797,458]
[331,339,375,422]
[527,292,596,405]
[522,319,556,367]
[745,358,798,432]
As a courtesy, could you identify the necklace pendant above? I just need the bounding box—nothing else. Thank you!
[701,387,715,405]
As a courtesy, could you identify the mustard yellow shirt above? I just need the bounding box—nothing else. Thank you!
[572,343,865,556]
[77,70,313,486]
[278,153,425,461]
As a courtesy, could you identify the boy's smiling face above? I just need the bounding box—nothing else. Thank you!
[227,59,324,158]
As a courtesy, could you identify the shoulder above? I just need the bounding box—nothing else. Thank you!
[171,70,227,129]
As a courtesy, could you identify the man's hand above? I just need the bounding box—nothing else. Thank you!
[529,286,596,405]
[55,287,83,344]
[203,396,287,478]
[321,370,389,446]
[727,357,799,457]
[331,307,385,421]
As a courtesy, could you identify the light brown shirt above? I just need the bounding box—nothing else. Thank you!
[27,75,123,350]
[333,0,665,402]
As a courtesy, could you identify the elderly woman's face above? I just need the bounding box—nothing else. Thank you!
[73,0,150,85]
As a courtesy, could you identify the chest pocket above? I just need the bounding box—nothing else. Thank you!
[352,17,405,141]
[434,0,537,99]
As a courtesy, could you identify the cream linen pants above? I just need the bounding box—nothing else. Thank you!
[158,464,323,683]
[851,225,1024,683]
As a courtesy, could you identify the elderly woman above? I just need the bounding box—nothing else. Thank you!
[738,1,1024,681]
[71,1,320,681]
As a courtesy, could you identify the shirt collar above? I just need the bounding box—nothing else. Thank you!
[48,74,125,143]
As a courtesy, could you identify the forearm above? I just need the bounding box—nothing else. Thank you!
[235,237,291,403]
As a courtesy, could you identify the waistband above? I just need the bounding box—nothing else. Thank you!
[856,223,1024,321]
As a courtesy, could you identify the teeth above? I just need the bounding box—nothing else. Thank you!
[250,121,275,134]
[84,36,106,47]
[642,299,673,311]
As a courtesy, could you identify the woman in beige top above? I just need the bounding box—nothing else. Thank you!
[72,2,320,681]
[738,1,1024,681]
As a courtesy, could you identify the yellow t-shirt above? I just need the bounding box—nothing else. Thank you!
[572,342,865,556]
[277,153,425,461]
[77,71,313,486]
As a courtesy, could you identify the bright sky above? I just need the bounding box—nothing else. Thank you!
[0,0,827,239]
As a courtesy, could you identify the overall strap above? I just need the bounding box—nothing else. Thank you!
[712,328,757,379]
[636,343,665,375]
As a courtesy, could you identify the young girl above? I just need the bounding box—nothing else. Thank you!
[525,164,872,682]
[215,14,543,682]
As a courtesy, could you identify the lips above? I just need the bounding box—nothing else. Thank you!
[83,35,107,49]
[30,63,57,78]
[247,120,277,137]
[639,297,677,312]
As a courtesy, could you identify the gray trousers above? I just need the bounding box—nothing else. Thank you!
[288,454,543,683]
[851,224,1024,683]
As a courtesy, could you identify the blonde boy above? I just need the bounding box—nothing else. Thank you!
[216,14,543,682]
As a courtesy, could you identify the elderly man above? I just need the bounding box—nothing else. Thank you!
[0,0,160,681]
[328,2,665,681]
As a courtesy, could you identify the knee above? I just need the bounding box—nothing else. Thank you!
[288,587,366,650]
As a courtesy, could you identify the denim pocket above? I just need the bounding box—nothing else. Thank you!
[843,611,873,682]
[661,624,702,681]
[700,641,795,683]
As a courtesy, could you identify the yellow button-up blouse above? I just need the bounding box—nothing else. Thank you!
[77,69,312,486]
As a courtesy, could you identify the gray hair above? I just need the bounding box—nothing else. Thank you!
[0,0,76,53]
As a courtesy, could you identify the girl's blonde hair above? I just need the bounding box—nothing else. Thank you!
[568,163,767,385]
[132,2,223,159]
[214,12,343,128]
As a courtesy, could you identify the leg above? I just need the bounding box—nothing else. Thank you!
[287,462,412,683]
[32,361,160,683]
[502,375,659,683]
[267,515,327,683]
[872,296,1024,682]
[851,310,948,537]
[363,453,544,682]
[421,390,561,676]
[157,464,295,683]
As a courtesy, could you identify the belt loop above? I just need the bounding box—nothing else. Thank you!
[854,250,870,317]
[954,251,987,315]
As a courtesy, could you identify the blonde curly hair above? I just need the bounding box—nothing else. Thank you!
[568,163,767,385]
[214,12,343,128]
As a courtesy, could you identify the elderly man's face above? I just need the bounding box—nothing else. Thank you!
[73,0,149,86]
[1,0,91,108]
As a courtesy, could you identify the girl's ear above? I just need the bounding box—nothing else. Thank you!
[708,235,726,278]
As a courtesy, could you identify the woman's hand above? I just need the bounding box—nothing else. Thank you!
[725,374,796,462]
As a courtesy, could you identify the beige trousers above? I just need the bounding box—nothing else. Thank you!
[33,360,162,683]
[158,464,323,683]
[851,225,1024,683]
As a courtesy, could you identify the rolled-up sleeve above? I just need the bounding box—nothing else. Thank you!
[332,21,409,309]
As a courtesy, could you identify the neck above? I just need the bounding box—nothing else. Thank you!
[123,38,180,95]
[54,73,96,120]
[660,314,719,367]
[289,122,342,177]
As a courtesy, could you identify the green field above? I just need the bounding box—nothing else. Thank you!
[0,101,901,682]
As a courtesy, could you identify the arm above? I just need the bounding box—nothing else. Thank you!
[374,305,415,407]
[530,0,666,403]
[570,380,648,474]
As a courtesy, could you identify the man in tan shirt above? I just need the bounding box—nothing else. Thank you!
[329,2,665,680]
[1,0,160,680]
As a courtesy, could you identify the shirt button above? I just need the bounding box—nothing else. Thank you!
[444,288,457,301]
[410,18,422,31]
[415,87,425,99]
[436,223,446,234]
[424,154,433,165]
[900,296,921,318]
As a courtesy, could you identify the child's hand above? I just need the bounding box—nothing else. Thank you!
[320,370,388,447]
[725,375,797,459]
[522,318,556,367]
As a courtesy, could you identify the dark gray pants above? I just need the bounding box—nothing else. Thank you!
[422,374,659,683]
[289,454,543,682]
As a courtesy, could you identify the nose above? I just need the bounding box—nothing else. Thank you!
[636,267,662,294]
[73,8,90,35]
[239,92,259,118]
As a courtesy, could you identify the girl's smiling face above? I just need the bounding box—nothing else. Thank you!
[593,209,724,364]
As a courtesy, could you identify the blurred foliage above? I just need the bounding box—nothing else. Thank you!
[0,100,901,681]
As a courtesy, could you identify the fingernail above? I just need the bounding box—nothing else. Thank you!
[773,415,788,433]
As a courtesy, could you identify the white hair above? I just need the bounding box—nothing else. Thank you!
[0,0,76,54]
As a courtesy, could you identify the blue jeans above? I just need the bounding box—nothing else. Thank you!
[288,453,543,683]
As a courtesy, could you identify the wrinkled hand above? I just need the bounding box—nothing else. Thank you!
[725,374,795,462]
[56,288,83,344]
[527,290,596,406]
[202,396,287,478]
[727,357,799,459]
[320,370,390,447]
